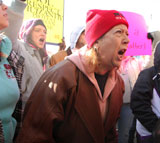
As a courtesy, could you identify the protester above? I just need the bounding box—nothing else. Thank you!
[0,1,24,142]
[70,25,86,52]
[144,31,160,69]
[16,9,129,143]
[2,0,48,111]
[131,41,160,143]
[127,32,155,143]
[58,37,66,51]
[118,56,143,143]
[50,25,86,67]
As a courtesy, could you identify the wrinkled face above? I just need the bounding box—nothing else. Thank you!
[30,25,47,49]
[95,24,129,70]
[0,1,8,30]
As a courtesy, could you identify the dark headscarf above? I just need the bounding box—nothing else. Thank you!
[154,42,160,73]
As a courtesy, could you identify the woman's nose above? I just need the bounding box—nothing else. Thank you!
[2,3,8,10]
[124,35,130,45]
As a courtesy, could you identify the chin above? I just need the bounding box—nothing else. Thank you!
[114,62,121,69]
[37,45,44,49]
[0,23,9,30]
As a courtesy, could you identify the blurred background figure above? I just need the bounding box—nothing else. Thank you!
[145,31,160,69]
[0,0,25,142]
[131,41,160,143]
[70,25,86,52]
[49,25,86,67]
[17,18,48,111]
[118,55,143,143]
[125,31,160,143]
[18,18,48,70]
[2,0,49,118]
[58,37,66,51]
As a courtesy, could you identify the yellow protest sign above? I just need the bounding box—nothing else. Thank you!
[24,0,64,44]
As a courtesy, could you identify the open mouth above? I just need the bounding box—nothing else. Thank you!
[4,13,8,18]
[39,38,45,42]
[118,49,126,55]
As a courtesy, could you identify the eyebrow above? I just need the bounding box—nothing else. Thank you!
[34,28,47,31]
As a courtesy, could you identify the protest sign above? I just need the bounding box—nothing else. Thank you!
[121,11,152,56]
[24,0,64,44]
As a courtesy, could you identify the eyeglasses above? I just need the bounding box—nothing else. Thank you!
[0,0,3,6]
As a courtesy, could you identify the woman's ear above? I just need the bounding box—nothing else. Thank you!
[93,42,99,52]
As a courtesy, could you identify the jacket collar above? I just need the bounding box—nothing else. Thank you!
[74,71,105,143]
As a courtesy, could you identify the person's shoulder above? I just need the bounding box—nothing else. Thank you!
[50,50,68,67]
[44,60,78,88]
[135,67,155,86]
[51,59,76,73]
[51,50,68,59]
[46,60,78,82]
[17,40,26,50]
[140,66,155,76]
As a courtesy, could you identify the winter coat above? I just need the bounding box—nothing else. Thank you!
[2,0,45,111]
[16,57,124,143]
[130,41,160,141]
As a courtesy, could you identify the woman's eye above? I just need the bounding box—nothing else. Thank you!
[117,30,122,34]
[35,30,40,32]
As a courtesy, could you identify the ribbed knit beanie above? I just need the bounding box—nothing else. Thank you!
[85,9,129,48]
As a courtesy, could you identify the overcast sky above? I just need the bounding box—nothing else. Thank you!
[64,0,160,46]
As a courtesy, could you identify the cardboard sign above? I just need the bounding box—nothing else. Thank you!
[121,11,152,56]
[24,0,64,44]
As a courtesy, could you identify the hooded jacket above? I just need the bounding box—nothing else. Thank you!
[2,0,48,113]
[16,46,124,143]
[131,41,160,139]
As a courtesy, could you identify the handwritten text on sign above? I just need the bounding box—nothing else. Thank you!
[121,11,152,56]
[24,0,64,44]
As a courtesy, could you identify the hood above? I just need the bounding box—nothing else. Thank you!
[67,46,95,75]
[67,45,117,100]
[70,26,85,50]
[154,41,160,73]
[19,19,48,65]
[18,19,46,43]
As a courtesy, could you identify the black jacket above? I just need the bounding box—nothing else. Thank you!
[131,41,160,132]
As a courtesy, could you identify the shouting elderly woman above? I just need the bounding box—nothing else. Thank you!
[16,9,129,143]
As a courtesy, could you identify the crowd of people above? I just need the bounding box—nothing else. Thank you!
[1,0,160,143]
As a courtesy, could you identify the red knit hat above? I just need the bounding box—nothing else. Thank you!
[85,9,129,48]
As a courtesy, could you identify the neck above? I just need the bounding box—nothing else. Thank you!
[28,42,38,49]
[95,65,110,75]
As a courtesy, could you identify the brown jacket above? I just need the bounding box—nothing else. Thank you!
[50,47,72,67]
[16,60,124,143]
